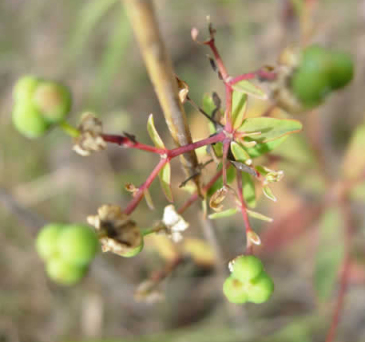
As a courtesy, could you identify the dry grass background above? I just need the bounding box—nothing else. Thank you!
[1,0,365,341]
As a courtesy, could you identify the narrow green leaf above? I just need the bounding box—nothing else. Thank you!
[202,93,216,117]
[159,162,173,202]
[238,117,302,142]
[232,91,247,129]
[208,208,238,220]
[246,209,273,222]
[212,142,223,158]
[314,207,344,301]
[246,136,287,158]
[147,114,165,149]
[342,122,365,180]
[230,141,251,164]
[263,186,277,202]
[231,80,267,99]
[202,93,218,135]
[242,173,256,208]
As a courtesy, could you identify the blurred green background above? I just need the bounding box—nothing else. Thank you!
[1,0,365,341]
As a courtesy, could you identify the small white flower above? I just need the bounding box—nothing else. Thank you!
[161,205,189,242]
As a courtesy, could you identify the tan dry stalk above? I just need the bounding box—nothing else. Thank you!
[123,0,202,194]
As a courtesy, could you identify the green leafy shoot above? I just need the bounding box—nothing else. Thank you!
[159,162,173,202]
[263,186,277,202]
[209,208,238,220]
[242,172,256,208]
[147,114,165,149]
[246,209,273,222]
[232,91,247,129]
[231,80,267,100]
[238,117,303,143]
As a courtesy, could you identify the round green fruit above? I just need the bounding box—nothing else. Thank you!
[223,276,247,304]
[301,45,331,73]
[36,223,64,261]
[12,103,50,138]
[246,272,274,304]
[57,225,99,266]
[33,82,71,123]
[13,75,40,102]
[328,52,354,90]
[46,258,86,286]
[291,68,331,107]
[231,255,264,282]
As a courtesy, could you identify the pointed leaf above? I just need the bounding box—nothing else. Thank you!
[238,117,302,142]
[230,141,252,164]
[247,230,261,245]
[144,189,154,210]
[263,186,277,202]
[230,160,258,177]
[159,162,173,202]
[202,93,221,135]
[147,114,165,149]
[246,136,287,158]
[242,173,256,208]
[342,122,365,180]
[232,91,247,129]
[208,208,238,220]
[314,207,344,301]
[202,93,216,118]
[246,209,273,222]
[231,80,267,99]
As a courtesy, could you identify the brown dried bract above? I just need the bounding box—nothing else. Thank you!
[87,204,142,256]
[73,113,107,156]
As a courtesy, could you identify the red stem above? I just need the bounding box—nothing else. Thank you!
[207,40,228,79]
[236,169,254,250]
[222,139,231,185]
[228,69,277,86]
[102,134,166,154]
[168,131,225,158]
[224,85,233,132]
[124,158,168,215]
[102,132,226,159]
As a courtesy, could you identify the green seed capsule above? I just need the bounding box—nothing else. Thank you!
[57,225,99,266]
[46,258,87,286]
[33,82,71,123]
[246,272,274,304]
[291,68,331,107]
[12,103,50,138]
[328,52,354,90]
[231,255,264,282]
[36,223,64,261]
[301,45,332,73]
[13,75,40,102]
[223,276,248,304]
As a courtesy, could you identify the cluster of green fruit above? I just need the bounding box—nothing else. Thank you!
[36,223,99,285]
[223,255,274,304]
[12,76,71,138]
[291,45,354,108]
